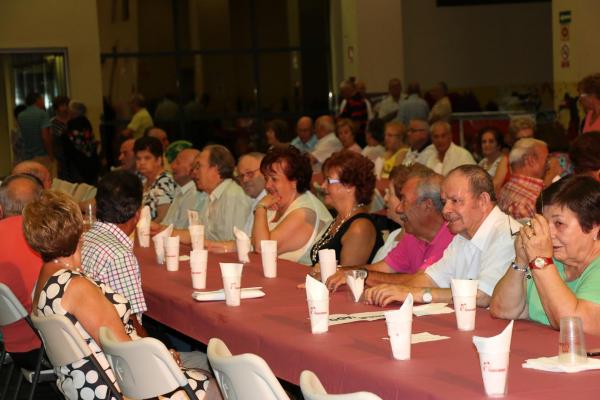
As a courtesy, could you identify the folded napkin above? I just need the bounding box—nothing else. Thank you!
[345,270,365,302]
[412,303,454,317]
[318,249,337,283]
[523,356,600,373]
[137,205,151,228]
[385,292,413,323]
[383,331,450,344]
[473,320,514,354]
[153,224,173,241]
[306,274,328,301]
[234,226,251,263]
[192,288,265,302]
[188,210,199,226]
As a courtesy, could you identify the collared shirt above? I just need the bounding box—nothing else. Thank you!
[82,221,147,315]
[424,142,476,176]
[385,223,454,274]
[361,144,385,163]
[291,135,318,153]
[127,108,153,139]
[376,95,405,120]
[243,189,267,235]
[162,180,207,229]
[497,174,544,220]
[426,206,519,295]
[18,105,51,159]
[200,179,252,241]
[311,132,343,172]
[402,143,436,167]
[396,94,430,125]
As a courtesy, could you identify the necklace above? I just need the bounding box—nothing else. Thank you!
[53,259,83,273]
[311,203,365,262]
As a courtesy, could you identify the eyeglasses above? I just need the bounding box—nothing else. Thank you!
[238,168,260,181]
[325,177,341,185]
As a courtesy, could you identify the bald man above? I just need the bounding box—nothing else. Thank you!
[309,115,342,173]
[150,148,206,232]
[291,116,317,153]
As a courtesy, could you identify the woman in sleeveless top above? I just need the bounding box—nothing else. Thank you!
[310,151,383,266]
[24,190,220,400]
[252,146,332,265]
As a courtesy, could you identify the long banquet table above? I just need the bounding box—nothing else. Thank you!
[137,245,600,399]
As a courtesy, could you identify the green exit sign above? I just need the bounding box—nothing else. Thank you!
[559,10,571,24]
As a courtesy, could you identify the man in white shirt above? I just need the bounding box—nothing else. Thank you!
[193,145,251,241]
[424,121,475,175]
[375,78,405,122]
[151,148,206,232]
[365,165,519,308]
[309,115,342,173]
[291,116,317,153]
[402,119,436,167]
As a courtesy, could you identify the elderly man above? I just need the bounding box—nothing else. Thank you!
[424,121,475,175]
[365,165,518,308]
[150,148,206,233]
[0,174,43,369]
[118,138,136,172]
[326,166,454,290]
[309,115,343,173]
[81,171,147,329]
[498,138,549,219]
[205,152,267,252]
[396,83,429,126]
[376,78,405,122]
[123,94,153,139]
[291,116,317,153]
[193,145,251,241]
[402,119,435,167]
[428,81,452,123]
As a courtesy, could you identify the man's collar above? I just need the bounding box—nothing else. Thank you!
[209,178,232,201]
[179,180,196,194]
[470,206,503,251]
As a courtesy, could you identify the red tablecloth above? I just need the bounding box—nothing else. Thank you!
[137,246,600,399]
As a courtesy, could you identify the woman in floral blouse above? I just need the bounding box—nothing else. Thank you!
[134,135,176,222]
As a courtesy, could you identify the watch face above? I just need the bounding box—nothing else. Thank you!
[534,258,545,268]
[422,292,433,303]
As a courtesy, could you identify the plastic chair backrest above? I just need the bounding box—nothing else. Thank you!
[30,313,92,367]
[99,326,190,399]
[299,370,383,400]
[207,338,289,400]
[0,283,27,326]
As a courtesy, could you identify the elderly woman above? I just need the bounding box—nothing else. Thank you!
[134,135,176,222]
[477,126,507,194]
[578,73,600,133]
[490,175,600,335]
[25,191,220,400]
[252,145,332,265]
[336,118,362,154]
[310,151,383,266]
[380,121,408,179]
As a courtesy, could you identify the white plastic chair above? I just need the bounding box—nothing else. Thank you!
[31,313,122,399]
[207,337,289,400]
[0,283,54,400]
[99,326,199,400]
[300,370,383,400]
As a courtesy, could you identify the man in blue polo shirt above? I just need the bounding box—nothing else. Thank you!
[17,92,54,176]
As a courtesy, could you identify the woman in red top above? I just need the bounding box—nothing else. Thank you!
[578,73,600,133]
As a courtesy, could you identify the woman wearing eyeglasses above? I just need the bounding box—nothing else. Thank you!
[252,146,332,265]
[310,151,383,267]
[490,175,600,335]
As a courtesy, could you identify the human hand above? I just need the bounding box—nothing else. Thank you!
[520,214,553,262]
[364,284,409,307]
[258,194,281,211]
[326,270,348,292]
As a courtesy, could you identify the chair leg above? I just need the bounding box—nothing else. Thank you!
[0,347,6,378]
[10,372,23,400]
[1,362,15,400]
[88,355,123,400]
[27,348,45,400]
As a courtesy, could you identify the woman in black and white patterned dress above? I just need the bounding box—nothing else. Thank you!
[24,190,220,400]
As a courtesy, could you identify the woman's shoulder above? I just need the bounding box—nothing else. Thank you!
[345,213,377,233]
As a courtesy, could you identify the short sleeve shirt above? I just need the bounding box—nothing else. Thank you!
[127,108,154,139]
[18,105,51,158]
[527,256,600,326]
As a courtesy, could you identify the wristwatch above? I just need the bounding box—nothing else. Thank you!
[422,288,433,304]
[356,268,368,281]
[529,257,553,270]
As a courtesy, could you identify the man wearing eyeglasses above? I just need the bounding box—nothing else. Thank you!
[365,165,519,308]
[402,119,436,167]
[150,148,206,233]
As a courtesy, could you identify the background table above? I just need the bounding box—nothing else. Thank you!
[137,246,600,399]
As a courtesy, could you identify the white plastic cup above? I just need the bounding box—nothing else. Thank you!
[386,319,412,360]
[165,236,180,272]
[260,240,278,278]
[559,316,587,365]
[236,238,251,263]
[477,351,509,397]
[189,224,205,251]
[137,225,150,247]
[318,249,337,284]
[307,298,329,334]
[220,263,243,307]
[152,235,166,264]
[453,296,477,331]
[190,249,208,289]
